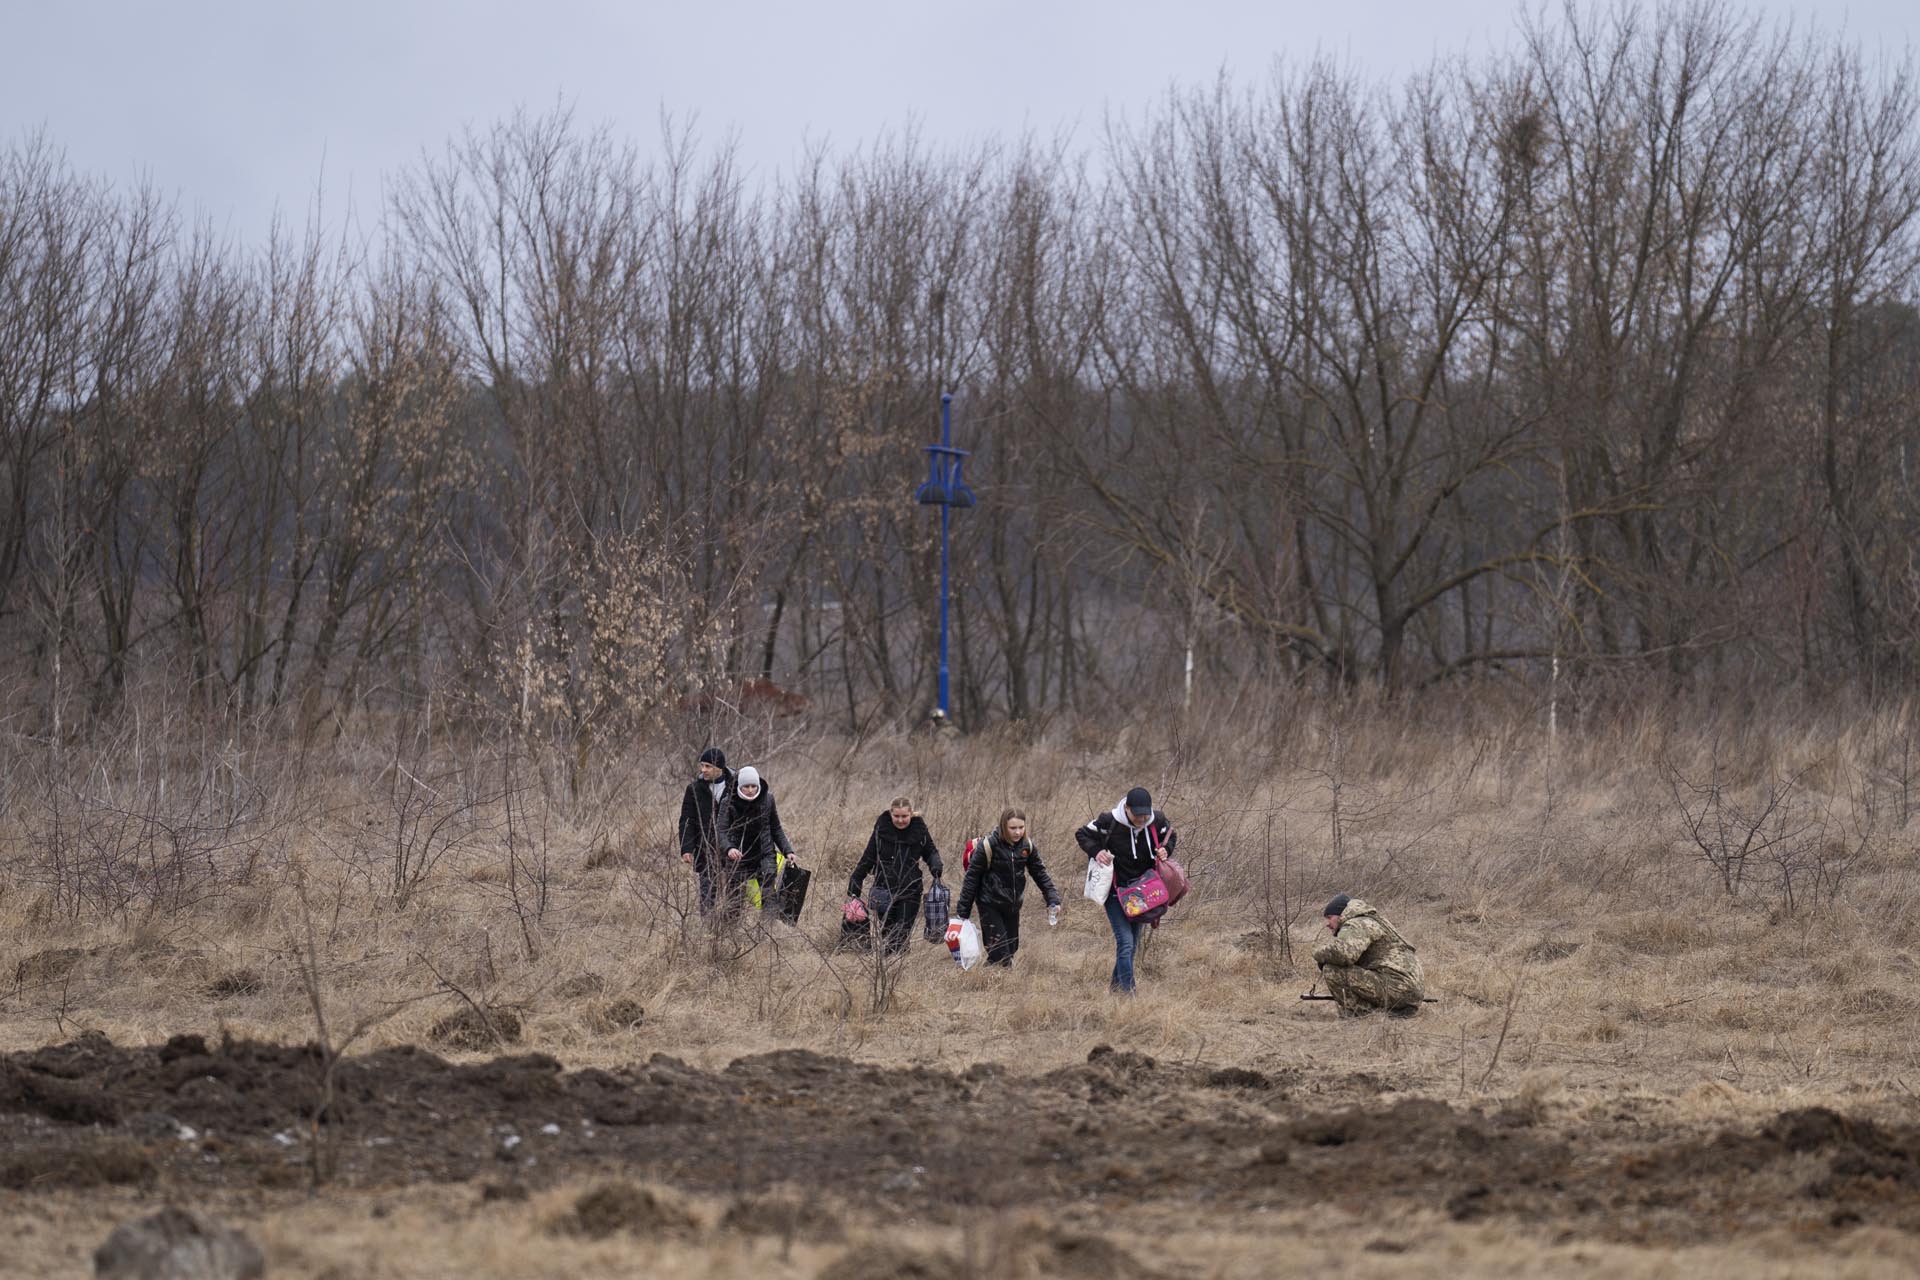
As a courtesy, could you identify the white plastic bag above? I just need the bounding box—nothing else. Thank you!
[954,919,983,970]
[1083,858,1113,904]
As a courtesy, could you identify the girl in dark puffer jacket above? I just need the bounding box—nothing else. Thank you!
[954,808,1060,967]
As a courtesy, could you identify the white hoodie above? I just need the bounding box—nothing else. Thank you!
[1103,799,1156,862]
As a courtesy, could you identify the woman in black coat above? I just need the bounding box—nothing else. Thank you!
[847,796,943,955]
[954,808,1060,967]
[716,766,784,920]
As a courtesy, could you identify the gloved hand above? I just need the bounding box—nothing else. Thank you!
[1047,905,1060,928]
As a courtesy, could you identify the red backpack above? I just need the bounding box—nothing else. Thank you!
[961,834,994,872]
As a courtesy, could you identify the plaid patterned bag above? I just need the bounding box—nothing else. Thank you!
[923,880,953,942]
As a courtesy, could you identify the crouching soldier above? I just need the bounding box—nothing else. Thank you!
[1313,893,1425,1016]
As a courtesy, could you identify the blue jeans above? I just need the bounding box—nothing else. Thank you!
[1103,892,1149,993]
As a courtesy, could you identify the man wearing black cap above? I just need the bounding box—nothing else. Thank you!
[1076,787,1176,993]
[1313,893,1425,1016]
[679,747,734,914]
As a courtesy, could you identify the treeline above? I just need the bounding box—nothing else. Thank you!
[3,2,1919,749]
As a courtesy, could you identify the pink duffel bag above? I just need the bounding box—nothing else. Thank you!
[1114,871,1171,921]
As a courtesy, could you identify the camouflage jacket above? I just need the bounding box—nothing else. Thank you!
[1312,899,1423,988]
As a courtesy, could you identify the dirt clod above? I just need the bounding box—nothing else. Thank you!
[1447,1184,1492,1221]
[1086,1043,1156,1073]
[158,1034,209,1063]
[93,1205,263,1279]
[1764,1107,1861,1153]
[0,1061,121,1125]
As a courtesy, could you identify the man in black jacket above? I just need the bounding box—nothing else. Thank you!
[1075,786,1176,992]
[847,797,943,955]
[678,747,733,914]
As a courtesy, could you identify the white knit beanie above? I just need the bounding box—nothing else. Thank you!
[736,766,761,792]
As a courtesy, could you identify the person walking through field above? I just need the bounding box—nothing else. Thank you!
[1076,787,1175,994]
[739,765,800,915]
[1313,893,1425,1016]
[715,766,784,923]
[678,747,734,915]
[953,808,1061,967]
[847,797,944,955]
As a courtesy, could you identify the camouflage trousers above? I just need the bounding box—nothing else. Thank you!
[1322,964,1422,1016]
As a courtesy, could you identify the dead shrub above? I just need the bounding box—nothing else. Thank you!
[588,999,645,1032]
[1500,1071,1565,1127]
[15,946,87,985]
[429,1006,522,1049]
[1709,1003,1759,1031]
[551,1182,697,1239]
[0,1138,154,1190]
[1834,987,1919,1019]
[553,973,605,999]
[206,969,265,998]
[583,844,626,872]
[1026,1233,1154,1278]
[816,1244,957,1280]
[1599,913,1701,956]
[718,1192,843,1241]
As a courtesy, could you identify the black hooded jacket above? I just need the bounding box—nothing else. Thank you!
[718,785,787,887]
[954,831,1060,920]
[678,767,735,864]
[1075,802,1176,895]
[847,812,942,898]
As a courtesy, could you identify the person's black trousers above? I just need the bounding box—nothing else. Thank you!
[879,888,921,955]
[978,903,1020,966]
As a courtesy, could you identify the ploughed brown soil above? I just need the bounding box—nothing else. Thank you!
[3,1032,1918,1246]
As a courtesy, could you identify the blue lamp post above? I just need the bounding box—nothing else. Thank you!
[914,392,975,722]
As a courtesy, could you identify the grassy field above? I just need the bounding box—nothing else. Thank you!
[4,689,1919,1275]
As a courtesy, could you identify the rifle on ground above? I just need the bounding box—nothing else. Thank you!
[1300,990,1439,1003]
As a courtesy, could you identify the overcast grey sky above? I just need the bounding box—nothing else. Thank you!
[5,1,1913,243]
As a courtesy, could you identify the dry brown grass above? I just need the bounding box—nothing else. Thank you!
[3,692,1920,1273]
[7,1184,1920,1279]
[4,695,1919,1090]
